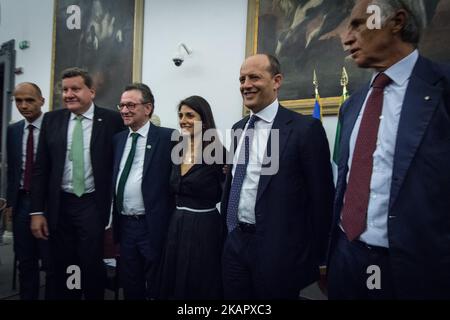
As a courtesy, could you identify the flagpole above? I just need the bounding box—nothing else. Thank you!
[340,67,349,104]
[313,69,322,120]
[332,67,350,185]
[313,69,320,99]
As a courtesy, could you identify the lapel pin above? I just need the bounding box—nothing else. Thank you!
[424,96,431,101]
[147,145,152,150]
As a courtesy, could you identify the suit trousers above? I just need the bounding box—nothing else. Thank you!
[13,192,53,300]
[222,225,266,300]
[119,215,156,300]
[51,192,106,300]
[327,228,395,300]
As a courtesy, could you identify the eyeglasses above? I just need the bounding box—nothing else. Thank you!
[116,102,150,111]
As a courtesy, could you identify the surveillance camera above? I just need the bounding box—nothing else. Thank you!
[173,57,184,67]
[172,43,192,67]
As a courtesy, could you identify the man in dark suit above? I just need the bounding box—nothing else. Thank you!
[30,68,124,300]
[221,54,334,299]
[6,82,52,300]
[112,83,174,300]
[327,0,450,299]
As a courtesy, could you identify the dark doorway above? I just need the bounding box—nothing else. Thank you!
[0,40,15,198]
[0,64,4,149]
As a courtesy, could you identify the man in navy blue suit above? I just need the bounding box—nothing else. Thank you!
[221,54,335,299]
[30,68,124,300]
[112,83,174,300]
[6,82,52,299]
[328,0,450,299]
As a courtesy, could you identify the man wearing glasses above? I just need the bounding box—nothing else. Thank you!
[112,83,175,299]
[30,68,124,299]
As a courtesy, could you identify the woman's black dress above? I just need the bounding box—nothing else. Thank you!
[158,163,225,299]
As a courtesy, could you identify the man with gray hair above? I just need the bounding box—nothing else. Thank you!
[327,0,450,299]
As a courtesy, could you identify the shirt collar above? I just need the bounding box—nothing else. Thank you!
[128,120,150,139]
[25,112,44,130]
[71,103,95,121]
[371,49,419,87]
[250,99,279,124]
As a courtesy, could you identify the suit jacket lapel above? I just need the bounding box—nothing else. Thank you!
[90,105,103,155]
[61,110,71,158]
[228,117,248,172]
[389,57,443,209]
[222,117,250,214]
[143,123,160,177]
[233,117,248,151]
[12,121,25,173]
[256,106,291,203]
[112,131,128,191]
[339,85,370,173]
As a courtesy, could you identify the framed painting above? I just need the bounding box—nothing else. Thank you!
[246,0,450,115]
[50,0,144,110]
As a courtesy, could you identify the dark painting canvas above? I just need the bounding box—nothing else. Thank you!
[52,0,137,110]
[254,0,449,101]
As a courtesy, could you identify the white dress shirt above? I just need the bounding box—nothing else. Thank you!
[115,120,150,216]
[61,103,95,194]
[343,50,419,247]
[20,113,44,188]
[231,99,278,224]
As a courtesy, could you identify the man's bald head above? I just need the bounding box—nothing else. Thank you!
[13,82,44,123]
[13,82,43,97]
[239,54,283,113]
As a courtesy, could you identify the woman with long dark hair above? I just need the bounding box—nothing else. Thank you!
[158,95,225,299]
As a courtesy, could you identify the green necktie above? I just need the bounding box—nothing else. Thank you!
[116,132,140,214]
[71,115,85,197]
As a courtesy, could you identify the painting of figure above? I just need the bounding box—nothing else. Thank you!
[52,0,142,109]
[251,0,449,104]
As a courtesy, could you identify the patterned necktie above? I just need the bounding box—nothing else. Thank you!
[116,133,140,215]
[23,124,34,192]
[71,115,85,197]
[341,73,392,241]
[226,115,259,232]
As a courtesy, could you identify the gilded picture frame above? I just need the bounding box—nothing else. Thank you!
[245,0,353,116]
[50,0,144,110]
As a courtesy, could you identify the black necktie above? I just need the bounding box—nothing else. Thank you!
[23,125,34,191]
